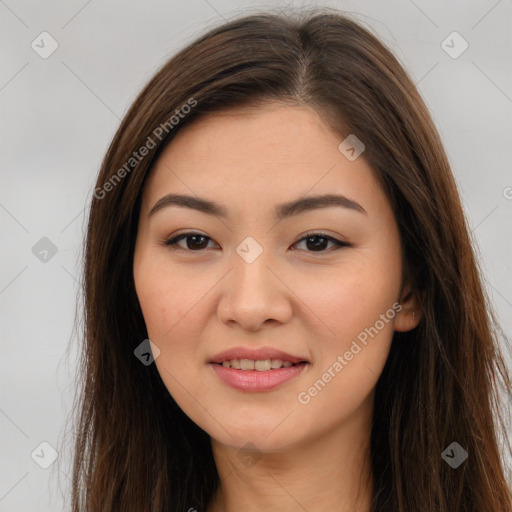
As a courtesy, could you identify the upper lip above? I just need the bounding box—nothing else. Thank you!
[208,346,309,364]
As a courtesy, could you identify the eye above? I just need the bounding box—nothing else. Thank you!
[292,232,351,252]
[163,231,351,253]
[164,232,216,251]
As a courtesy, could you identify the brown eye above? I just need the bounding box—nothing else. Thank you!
[293,233,351,252]
[164,233,214,251]
[163,231,351,253]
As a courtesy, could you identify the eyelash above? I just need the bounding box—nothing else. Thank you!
[163,231,352,253]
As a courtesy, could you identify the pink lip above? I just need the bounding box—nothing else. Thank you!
[208,346,309,365]
[210,362,308,392]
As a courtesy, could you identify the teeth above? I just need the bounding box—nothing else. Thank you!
[240,359,255,370]
[219,358,300,370]
[255,359,271,371]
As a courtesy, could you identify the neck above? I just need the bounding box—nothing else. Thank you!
[207,395,374,512]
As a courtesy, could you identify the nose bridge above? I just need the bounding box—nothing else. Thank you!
[218,234,291,329]
[232,234,274,300]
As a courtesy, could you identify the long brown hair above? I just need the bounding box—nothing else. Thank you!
[67,7,512,511]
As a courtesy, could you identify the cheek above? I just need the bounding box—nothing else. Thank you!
[296,256,400,351]
[293,253,400,424]
[133,248,215,346]
[134,248,198,339]
[134,258,210,411]
[293,254,399,385]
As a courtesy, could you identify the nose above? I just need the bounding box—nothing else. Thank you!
[217,246,293,331]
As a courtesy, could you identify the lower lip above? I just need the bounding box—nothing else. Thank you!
[209,362,308,392]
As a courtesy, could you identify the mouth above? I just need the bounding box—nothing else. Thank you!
[213,359,309,371]
[208,347,310,390]
[209,359,309,392]
[208,347,310,368]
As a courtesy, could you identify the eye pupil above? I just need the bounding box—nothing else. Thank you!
[187,235,209,250]
[306,235,328,251]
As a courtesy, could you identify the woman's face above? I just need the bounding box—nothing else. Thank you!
[133,102,418,452]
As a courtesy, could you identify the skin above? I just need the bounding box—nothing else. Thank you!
[133,102,421,512]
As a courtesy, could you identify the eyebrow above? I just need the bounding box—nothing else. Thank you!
[148,193,367,219]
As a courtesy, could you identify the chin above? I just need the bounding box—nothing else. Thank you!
[208,420,301,454]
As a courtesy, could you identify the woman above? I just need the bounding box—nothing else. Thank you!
[70,7,512,512]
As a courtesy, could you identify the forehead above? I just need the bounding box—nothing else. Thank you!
[141,103,388,220]
[156,103,343,169]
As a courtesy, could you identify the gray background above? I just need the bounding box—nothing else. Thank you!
[1,0,511,510]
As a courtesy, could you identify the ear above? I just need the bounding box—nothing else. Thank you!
[394,282,422,332]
